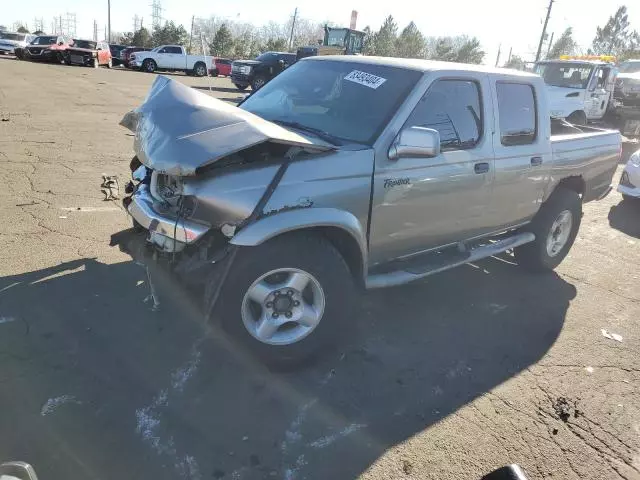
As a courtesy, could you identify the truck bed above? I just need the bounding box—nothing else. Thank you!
[550,123,621,202]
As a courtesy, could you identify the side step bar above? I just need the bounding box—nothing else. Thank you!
[365,232,535,289]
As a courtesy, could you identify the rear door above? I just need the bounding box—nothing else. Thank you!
[369,74,496,263]
[488,81,551,228]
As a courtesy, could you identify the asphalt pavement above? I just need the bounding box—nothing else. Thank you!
[0,56,639,480]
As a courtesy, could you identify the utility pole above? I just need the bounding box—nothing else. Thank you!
[93,20,98,41]
[188,15,195,54]
[546,31,555,58]
[288,7,298,51]
[495,44,502,67]
[507,46,513,63]
[107,0,111,43]
[535,0,554,62]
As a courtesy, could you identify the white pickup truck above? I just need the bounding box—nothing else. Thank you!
[129,45,213,77]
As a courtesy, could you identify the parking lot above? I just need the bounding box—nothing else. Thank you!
[0,56,639,480]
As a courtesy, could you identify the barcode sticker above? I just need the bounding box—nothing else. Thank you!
[344,70,387,89]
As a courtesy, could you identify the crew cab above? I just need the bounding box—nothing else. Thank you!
[231,51,296,91]
[534,56,617,124]
[23,35,73,63]
[115,57,621,362]
[0,31,35,55]
[128,45,212,77]
[64,39,112,68]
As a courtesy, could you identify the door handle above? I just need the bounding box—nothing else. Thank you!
[530,156,543,166]
[474,162,490,174]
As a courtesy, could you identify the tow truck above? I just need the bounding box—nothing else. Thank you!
[534,55,617,125]
[296,26,366,60]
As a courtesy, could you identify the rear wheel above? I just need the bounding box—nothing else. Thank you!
[193,62,207,77]
[515,188,582,272]
[211,68,219,77]
[206,233,356,363]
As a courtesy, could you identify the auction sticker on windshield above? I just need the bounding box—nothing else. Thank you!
[344,70,387,89]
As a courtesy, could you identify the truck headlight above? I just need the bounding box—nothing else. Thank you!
[240,66,251,74]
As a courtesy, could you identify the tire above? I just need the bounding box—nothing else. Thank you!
[142,59,157,73]
[107,58,112,69]
[234,84,248,91]
[206,233,356,363]
[93,58,99,69]
[515,188,582,272]
[622,194,638,203]
[566,110,587,126]
[251,75,267,91]
[211,68,219,77]
[193,62,207,77]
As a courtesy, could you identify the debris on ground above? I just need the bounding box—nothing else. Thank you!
[552,397,581,423]
[402,459,414,475]
[601,329,623,342]
[585,366,594,373]
[101,175,120,201]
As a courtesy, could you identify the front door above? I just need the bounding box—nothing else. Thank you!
[586,67,610,120]
[368,76,495,265]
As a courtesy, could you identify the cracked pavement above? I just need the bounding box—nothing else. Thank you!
[0,57,639,480]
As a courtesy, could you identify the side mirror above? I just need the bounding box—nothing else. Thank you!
[389,126,440,160]
[0,462,39,480]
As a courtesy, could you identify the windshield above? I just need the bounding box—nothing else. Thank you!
[535,62,594,89]
[73,40,97,50]
[31,36,56,45]
[256,52,278,61]
[326,29,347,47]
[0,33,26,41]
[240,59,422,145]
[618,61,640,74]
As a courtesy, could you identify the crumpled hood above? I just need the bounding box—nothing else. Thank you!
[120,76,335,176]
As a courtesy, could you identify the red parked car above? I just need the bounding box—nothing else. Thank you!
[121,46,150,68]
[64,39,112,68]
[23,35,73,63]
[211,58,232,76]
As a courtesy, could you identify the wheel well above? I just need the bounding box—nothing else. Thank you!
[557,176,585,198]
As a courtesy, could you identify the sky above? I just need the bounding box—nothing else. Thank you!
[3,0,638,65]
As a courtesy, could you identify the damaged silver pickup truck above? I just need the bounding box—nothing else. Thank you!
[115,56,621,361]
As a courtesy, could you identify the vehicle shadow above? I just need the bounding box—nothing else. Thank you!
[0,243,575,480]
[608,198,640,238]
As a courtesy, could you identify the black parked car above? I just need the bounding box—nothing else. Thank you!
[109,44,127,66]
[231,51,297,91]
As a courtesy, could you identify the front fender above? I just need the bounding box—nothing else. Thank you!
[230,207,368,270]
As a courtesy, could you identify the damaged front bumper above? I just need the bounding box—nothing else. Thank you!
[126,183,210,252]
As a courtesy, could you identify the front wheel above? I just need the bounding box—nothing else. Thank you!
[142,59,157,73]
[234,84,248,91]
[251,75,267,91]
[515,188,582,272]
[566,110,587,126]
[206,233,356,363]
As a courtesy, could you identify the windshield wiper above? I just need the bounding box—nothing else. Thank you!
[270,120,343,146]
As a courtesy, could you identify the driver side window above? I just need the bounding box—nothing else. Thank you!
[405,79,483,151]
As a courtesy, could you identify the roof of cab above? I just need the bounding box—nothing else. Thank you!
[304,55,538,78]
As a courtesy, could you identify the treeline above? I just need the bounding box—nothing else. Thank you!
[114,14,485,64]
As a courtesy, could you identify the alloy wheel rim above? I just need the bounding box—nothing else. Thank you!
[241,268,325,346]
[546,210,573,257]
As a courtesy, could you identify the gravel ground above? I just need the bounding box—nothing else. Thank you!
[0,56,639,480]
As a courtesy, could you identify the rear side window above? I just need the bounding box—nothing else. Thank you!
[406,79,483,151]
[496,82,537,146]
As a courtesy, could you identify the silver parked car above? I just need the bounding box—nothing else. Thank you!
[116,56,621,362]
[0,32,36,55]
